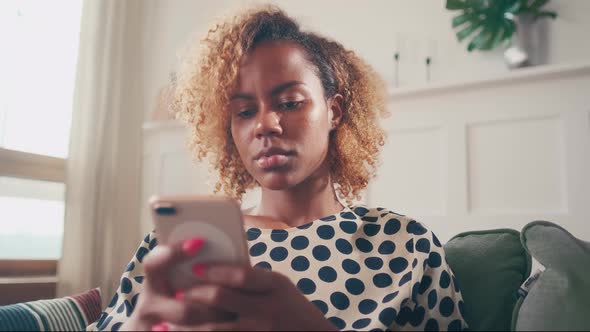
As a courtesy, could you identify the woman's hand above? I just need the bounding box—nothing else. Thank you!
[120,238,235,331]
[164,264,337,331]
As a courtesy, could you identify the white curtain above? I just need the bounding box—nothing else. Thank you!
[57,0,145,305]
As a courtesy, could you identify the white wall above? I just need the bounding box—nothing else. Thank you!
[138,0,590,120]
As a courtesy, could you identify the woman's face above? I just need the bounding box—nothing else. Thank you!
[229,41,341,191]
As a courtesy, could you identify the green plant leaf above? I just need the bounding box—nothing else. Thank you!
[467,29,493,51]
[452,13,477,27]
[456,21,482,42]
[534,10,557,19]
[446,0,469,10]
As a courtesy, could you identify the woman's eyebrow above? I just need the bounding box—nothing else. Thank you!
[270,81,305,96]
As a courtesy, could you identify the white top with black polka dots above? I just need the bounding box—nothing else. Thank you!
[88,205,468,331]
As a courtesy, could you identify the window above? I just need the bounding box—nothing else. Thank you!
[0,1,83,265]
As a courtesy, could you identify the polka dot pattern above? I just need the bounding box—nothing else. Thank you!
[93,206,468,332]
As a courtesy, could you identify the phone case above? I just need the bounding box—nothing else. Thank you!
[149,195,250,290]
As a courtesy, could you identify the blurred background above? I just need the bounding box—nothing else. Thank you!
[0,0,588,305]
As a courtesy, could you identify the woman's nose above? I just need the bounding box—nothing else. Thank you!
[254,108,283,138]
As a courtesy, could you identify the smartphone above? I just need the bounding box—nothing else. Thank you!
[149,195,251,290]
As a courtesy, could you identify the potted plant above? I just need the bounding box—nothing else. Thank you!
[446,0,557,68]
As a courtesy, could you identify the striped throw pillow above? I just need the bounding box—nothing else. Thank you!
[0,288,102,331]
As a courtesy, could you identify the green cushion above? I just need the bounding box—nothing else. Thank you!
[0,288,102,331]
[444,229,531,331]
[513,221,590,331]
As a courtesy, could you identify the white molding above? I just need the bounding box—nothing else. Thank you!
[389,62,590,100]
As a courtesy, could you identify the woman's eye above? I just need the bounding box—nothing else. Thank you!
[278,100,304,111]
[237,109,256,119]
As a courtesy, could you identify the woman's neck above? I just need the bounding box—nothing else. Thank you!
[252,173,344,229]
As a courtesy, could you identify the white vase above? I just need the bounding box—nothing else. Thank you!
[504,13,550,69]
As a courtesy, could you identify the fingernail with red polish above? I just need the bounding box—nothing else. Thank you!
[175,290,184,301]
[182,237,206,256]
[151,322,169,332]
[192,263,207,277]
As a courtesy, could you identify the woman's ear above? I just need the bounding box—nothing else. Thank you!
[328,94,344,131]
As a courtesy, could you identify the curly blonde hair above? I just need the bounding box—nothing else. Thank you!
[174,5,388,204]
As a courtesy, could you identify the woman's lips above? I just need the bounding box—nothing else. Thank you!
[256,154,291,170]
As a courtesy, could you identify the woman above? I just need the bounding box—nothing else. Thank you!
[89,6,467,331]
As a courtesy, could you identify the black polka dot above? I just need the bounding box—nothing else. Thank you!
[297,223,313,229]
[312,245,331,261]
[342,259,361,275]
[134,276,144,284]
[378,307,397,327]
[395,306,411,326]
[330,292,350,310]
[108,293,118,308]
[121,277,132,294]
[249,242,267,257]
[382,291,399,303]
[407,220,428,235]
[269,247,288,262]
[358,299,378,314]
[97,315,112,330]
[405,239,414,253]
[389,257,409,273]
[378,240,395,255]
[254,261,272,270]
[412,258,418,268]
[425,319,439,332]
[291,256,310,272]
[428,252,442,268]
[143,233,150,243]
[131,294,139,308]
[373,273,393,288]
[297,278,316,295]
[320,215,337,221]
[111,322,123,331]
[136,247,149,263]
[364,257,384,270]
[362,216,378,223]
[116,302,125,314]
[290,235,309,250]
[453,275,461,292]
[352,318,371,329]
[125,261,135,272]
[340,211,357,219]
[440,296,455,317]
[336,239,353,254]
[318,266,337,282]
[448,320,462,331]
[328,316,346,330]
[409,306,426,327]
[317,225,335,240]
[363,224,381,236]
[355,238,373,253]
[384,218,401,235]
[432,233,442,247]
[399,271,412,286]
[419,276,432,294]
[459,300,467,319]
[149,238,158,250]
[312,300,328,314]
[440,270,451,289]
[340,221,358,234]
[416,238,431,253]
[354,207,369,216]
[270,230,288,242]
[247,228,261,241]
[427,289,438,310]
[345,278,365,295]
[412,281,421,302]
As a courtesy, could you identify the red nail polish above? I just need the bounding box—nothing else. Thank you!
[151,322,169,332]
[192,264,207,277]
[175,290,184,301]
[182,237,206,256]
